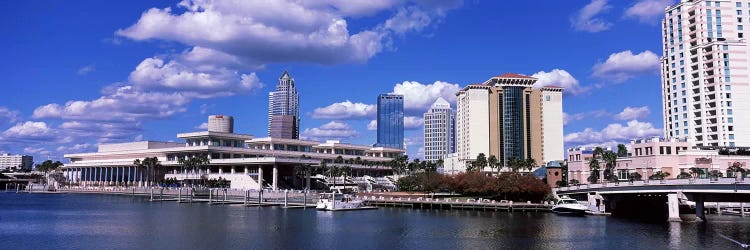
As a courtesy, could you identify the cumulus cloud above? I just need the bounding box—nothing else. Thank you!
[404,116,424,129]
[77,64,96,75]
[564,120,661,146]
[116,0,462,67]
[301,121,359,141]
[196,122,209,130]
[392,80,460,114]
[624,0,673,23]
[615,106,650,120]
[56,143,94,153]
[570,0,612,32]
[531,69,587,95]
[24,147,50,155]
[0,121,58,145]
[367,120,378,131]
[0,107,20,123]
[312,101,375,119]
[592,50,660,83]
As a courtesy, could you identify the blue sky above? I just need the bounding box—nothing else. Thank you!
[0,0,672,163]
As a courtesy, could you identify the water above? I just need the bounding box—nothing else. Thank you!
[2,193,750,249]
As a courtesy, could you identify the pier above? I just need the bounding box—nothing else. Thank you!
[361,196,552,212]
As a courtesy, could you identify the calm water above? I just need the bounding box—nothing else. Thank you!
[2,193,750,249]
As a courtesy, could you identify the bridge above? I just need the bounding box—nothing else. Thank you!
[554,178,750,221]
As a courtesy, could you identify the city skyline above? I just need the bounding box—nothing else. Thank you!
[1,0,671,162]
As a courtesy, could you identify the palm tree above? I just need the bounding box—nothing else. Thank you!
[617,144,628,157]
[588,158,601,184]
[176,155,209,187]
[524,158,537,172]
[474,153,488,172]
[390,155,408,175]
[35,160,63,173]
[593,147,604,158]
[134,157,162,186]
[487,155,498,174]
[601,151,617,181]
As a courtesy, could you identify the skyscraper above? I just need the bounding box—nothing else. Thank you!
[452,73,564,170]
[661,0,750,147]
[375,94,404,149]
[268,71,299,139]
[423,97,456,162]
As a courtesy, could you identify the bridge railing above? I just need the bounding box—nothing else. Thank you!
[557,177,745,192]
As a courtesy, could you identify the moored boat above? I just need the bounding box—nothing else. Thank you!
[316,191,375,211]
[552,197,588,216]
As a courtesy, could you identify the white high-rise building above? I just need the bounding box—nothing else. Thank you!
[423,97,455,162]
[455,85,491,165]
[208,115,234,133]
[661,0,750,147]
[541,87,564,163]
[0,153,33,171]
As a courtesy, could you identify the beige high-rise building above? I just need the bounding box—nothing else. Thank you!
[447,73,564,172]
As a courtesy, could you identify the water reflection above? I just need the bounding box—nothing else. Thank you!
[3,193,750,249]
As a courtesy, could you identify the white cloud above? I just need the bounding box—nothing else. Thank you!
[624,0,673,23]
[615,106,650,120]
[116,0,461,67]
[404,116,424,129]
[367,120,377,131]
[312,101,375,119]
[3,122,54,140]
[0,107,20,123]
[531,69,587,95]
[592,50,660,83]
[392,80,460,114]
[24,147,50,155]
[196,122,209,130]
[77,64,96,75]
[301,121,359,141]
[570,0,612,32]
[56,143,94,153]
[199,104,214,115]
[564,120,661,146]
[563,110,611,125]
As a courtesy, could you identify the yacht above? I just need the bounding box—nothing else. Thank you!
[316,191,372,211]
[552,197,588,216]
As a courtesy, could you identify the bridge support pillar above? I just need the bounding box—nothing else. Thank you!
[667,193,681,222]
[695,195,706,222]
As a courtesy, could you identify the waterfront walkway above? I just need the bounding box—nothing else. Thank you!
[360,196,552,212]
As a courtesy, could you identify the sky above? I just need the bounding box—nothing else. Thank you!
[0,0,674,163]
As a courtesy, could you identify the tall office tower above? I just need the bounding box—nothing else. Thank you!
[455,84,491,166]
[454,73,565,169]
[423,97,456,162]
[375,94,404,149]
[661,0,750,147]
[208,115,234,133]
[268,71,300,139]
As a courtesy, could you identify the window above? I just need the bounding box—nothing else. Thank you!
[740,25,745,31]
[729,118,734,123]
[545,95,551,101]
[727,93,732,98]
[724,45,729,50]
[726,85,732,90]
[728,109,733,115]
[684,129,689,134]
[730,134,735,139]
[727,101,732,107]
[737,2,742,7]
[738,10,743,15]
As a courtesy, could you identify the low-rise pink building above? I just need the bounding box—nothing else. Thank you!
[568,137,750,184]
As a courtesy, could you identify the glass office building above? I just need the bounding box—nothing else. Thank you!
[375,94,404,149]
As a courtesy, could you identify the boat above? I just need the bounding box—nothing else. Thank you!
[552,197,588,216]
[316,191,376,211]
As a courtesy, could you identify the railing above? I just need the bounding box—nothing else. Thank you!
[556,177,746,192]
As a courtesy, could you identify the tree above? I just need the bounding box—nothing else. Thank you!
[676,172,692,179]
[35,160,63,173]
[524,158,537,172]
[617,144,628,157]
[628,172,642,181]
[508,158,524,173]
[134,157,162,186]
[593,147,604,158]
[390,155,408,175]
[569,179,580,186]
[487,155,499,174]
[648,171,670,180]
[176,155,209,186]
[601,151,618,181]
[708,170,723,179]
[474,153,488,172]
[334,156,344,164]
[588,159,601,184]
[689,167,703,178]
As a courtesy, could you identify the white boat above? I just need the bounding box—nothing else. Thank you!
[552,197,588,216]
[316,191,373,211]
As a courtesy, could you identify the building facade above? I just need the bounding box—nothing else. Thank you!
[375,94,404,149]
[568,137,750,184]
[661,0,750,147]
[447,73,565,172]
[268,71,300,139]
[0,153,33,171]
[423,97,455,162]
[208,115,234,133]
[63,116,405,190]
